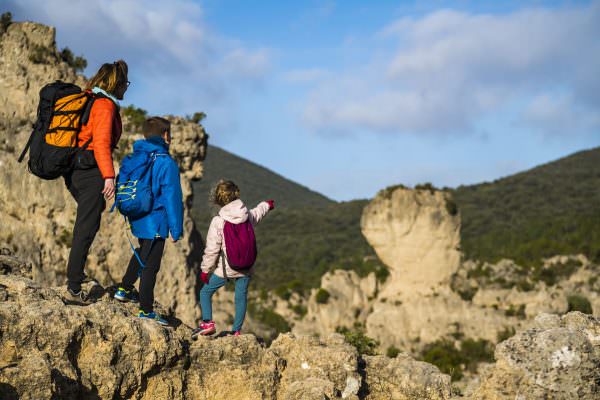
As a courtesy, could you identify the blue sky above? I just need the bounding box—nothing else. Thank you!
[5,0,600,200]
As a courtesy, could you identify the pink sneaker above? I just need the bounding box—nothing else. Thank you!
[232,330,240,336]
[191,321,215,339]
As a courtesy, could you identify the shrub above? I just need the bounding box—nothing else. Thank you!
[415,182,437,193]
[504,304,526,319]
[248,304,290,333]
[531,261,579,287]
[516,279,534,292]
[57,229,72,247]
[274,285,291,300]
[421,340,465,381]
[457,287,477,301]
[258,289,268,301]
[336,326,379,356]
[567,294,593,314]
[420,338,494,381]
[60,47,87,72]
[189,111,206,124]
[459,338,494,372]
[386,345,401,358]
[287,279,304,295]
[315,288,330,304]
[122,105,148,130]
[1,11,12,34]
[29,44,52,64]
[377,184,407,199]
[291,304,307,317]
[374,264,390,283]
[496,326,516,343]
[445,198,458,216]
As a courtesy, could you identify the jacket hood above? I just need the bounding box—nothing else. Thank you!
[219,199,249,224]
[133,136,169,154]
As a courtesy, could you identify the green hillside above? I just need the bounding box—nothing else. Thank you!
[454,147,600,266]
[192,144,600,292]
[192,145,332,213]
[191,146,387,293]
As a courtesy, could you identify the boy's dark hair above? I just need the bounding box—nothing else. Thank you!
[142,116,171,139]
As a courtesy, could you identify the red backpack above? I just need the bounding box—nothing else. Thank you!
[221,220,257,274]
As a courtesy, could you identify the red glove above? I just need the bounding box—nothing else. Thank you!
[266,200,275,210]
[200,272,210,284]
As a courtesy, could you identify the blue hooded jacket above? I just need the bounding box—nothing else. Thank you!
[127,136,183,240]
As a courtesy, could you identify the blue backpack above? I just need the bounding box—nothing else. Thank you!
[114,152,160,219]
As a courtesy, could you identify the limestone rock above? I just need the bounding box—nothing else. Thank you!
[361,186,461,296]
[0,268,452,400]
[295,270,377,337]
[363,354,451,400]
[270,333,362,400]
[471,312,600,399]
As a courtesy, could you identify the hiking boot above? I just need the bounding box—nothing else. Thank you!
[81,275,99,285]
[137,310,169,326]
[65,288,94,305]
[191,321,216,340]
[114,287,139,303]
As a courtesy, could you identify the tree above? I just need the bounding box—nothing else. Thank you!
[60,47,88,73]
[190,111,206,124]
[0,12,12,34]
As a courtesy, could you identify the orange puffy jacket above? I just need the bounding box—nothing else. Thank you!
[78,96,122,179]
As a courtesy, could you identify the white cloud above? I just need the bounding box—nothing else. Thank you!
[5,0,271,118]
[301,3,600,137]
[521,93,600,136]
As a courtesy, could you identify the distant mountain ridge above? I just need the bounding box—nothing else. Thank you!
[192,145,333,214]
[453,146,600,265]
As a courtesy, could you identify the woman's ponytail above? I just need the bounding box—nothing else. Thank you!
[87,60,128,96]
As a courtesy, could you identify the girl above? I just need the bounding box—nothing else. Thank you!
[64,60,128,304]
[192,180,274,338]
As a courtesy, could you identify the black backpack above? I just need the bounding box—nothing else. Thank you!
[18,81,96,180]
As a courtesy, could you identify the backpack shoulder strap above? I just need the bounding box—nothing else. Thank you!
[221,251,229,281]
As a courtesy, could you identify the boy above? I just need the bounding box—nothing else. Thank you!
[113,116,183,325]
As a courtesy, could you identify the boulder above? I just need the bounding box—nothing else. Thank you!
[471,312,600,399]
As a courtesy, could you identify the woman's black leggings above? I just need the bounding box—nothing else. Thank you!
[64,168,105,292]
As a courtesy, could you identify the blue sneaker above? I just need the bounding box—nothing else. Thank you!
[137,310,169,326]
[114,287,138,303]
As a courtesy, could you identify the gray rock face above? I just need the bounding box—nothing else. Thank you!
[0,267,452,399]
[472,312,600,399]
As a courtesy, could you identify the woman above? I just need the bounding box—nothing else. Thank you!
[64,60,128,304]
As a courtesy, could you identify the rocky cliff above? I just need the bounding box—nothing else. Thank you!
[0,21,207,325]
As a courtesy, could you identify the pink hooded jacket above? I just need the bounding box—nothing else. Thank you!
[200,199,271,278]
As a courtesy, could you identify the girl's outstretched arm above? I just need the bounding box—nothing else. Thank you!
[249,201,272,226]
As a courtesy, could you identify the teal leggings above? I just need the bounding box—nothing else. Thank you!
[199,274,250,332]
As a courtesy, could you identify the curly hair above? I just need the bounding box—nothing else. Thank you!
[211,180,240,207]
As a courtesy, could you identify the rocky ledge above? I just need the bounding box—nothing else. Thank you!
[2,256,600,399]
[0,255,451,400]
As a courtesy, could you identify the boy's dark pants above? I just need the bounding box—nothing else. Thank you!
[65,168,105,293]
[121,238,165,313]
